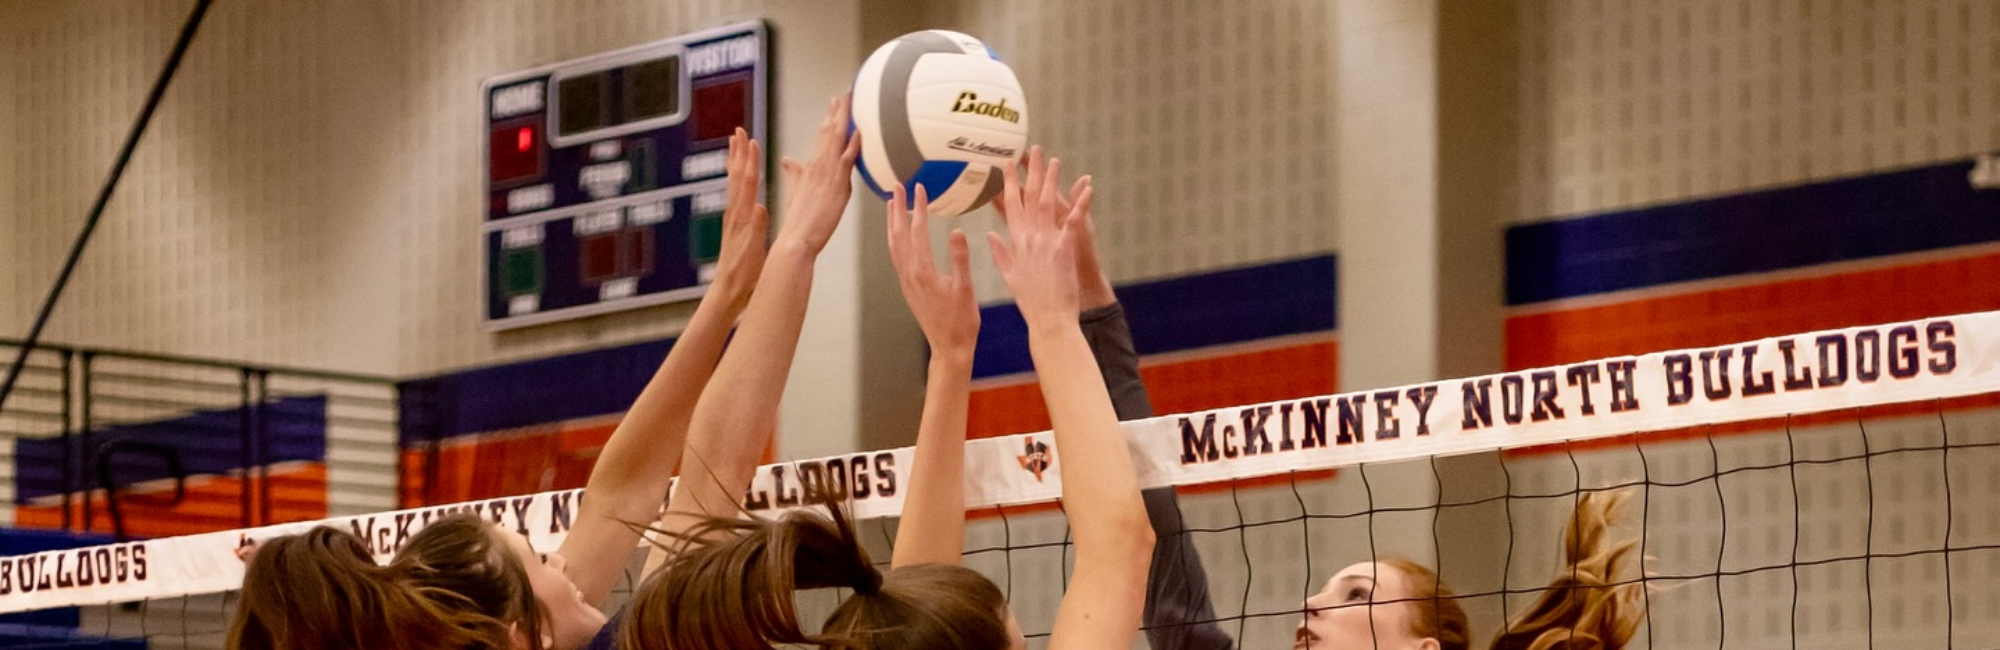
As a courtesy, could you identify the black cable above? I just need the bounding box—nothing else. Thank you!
[997,505,1014,602]
[1290,470,1314,631]
[1785,417,1802,650]
[1358,461,1381,650]
[1637,440,1657,650]
[1705,426,1729,649]
[1860,413,1877,650]
[1564,444,1585,650]
[1937,401,1956,649]
[1500,446,1519,635]
[1058,500,1073,598]
[1428,454,1446,650]
[0,0,216,412]
[1229,478,1253,641]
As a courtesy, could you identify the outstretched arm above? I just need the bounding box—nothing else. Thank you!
[883,185,980,569]
[989,150,1153,650]
[558,128,767,607]
[1051,168,1234,650]
[655,97,860,544]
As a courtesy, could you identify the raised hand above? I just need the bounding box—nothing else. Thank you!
[994,157,1112,312]
[775,96,862,255]
[558,132,774,607]
[710,128,769,313]
[991,148,1151,650]
[888,185,979,362]
[1057,176,1118,311]
[987,147,1095,329]
[885,182,980,570]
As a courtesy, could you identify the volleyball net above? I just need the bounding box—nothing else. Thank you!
[4,311,1998,649]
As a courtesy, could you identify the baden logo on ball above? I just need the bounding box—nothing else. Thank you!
[949,92,1021,123]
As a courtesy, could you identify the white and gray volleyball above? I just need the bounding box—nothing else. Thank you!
[851,30,1028,216]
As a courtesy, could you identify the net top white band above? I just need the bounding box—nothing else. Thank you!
[1,310,1995,613]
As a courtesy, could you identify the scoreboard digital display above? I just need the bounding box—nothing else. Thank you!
[482,21,768,330]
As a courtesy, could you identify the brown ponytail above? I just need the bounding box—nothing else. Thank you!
[621,505,868,650]
[823,563,1010,650]
[227,525,516,650]
[1489,490,1645,650]
[620,503,1009,650]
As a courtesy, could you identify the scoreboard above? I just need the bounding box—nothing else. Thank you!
[482,21,768,330]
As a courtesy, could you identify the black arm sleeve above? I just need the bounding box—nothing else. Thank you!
[1079,303,1234,650]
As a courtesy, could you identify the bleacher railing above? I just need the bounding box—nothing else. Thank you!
[0,339,402,539]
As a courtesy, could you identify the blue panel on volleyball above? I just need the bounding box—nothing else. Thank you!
[481,21,769,330]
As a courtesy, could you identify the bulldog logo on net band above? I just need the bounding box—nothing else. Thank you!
[1017,438,1053,482]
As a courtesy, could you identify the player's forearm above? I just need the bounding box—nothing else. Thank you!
[1027,323,1152,554]
[563,268,751,604]
[891,354,973,568]
[578,292,740,523]
[666,242,816,520]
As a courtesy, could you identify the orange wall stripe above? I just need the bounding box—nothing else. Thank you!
[15,464,328,538]
[1507,253,2000,371]
[969,341,1339,440]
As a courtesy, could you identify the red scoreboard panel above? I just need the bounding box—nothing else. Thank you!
[482,21,768,330]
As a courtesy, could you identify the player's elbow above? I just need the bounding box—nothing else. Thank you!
[581,475,670,523]
[1128,512,1158,556]
[1088,508,1155,562]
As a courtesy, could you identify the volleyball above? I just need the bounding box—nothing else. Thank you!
[850,30,1028,216]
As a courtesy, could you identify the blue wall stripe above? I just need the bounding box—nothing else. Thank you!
[398,338,677,444]
[1506,158,2000,306]
[0,624,146,649]
[400,254,1339,442]
[972,254,1338,379]
[14,396,327,503]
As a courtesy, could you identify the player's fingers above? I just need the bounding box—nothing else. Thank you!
[814,97,841,157]
[1039,158,1064,229]
[912,185,936,269]
[886,185,908,254]
[1068,175,1089,213]
[1024,146,1046,213]
[1063,185,1095,234]
[947,229,971,284]
[726,130,751,214]
[1054,174,1073,215]
[841,130,860,165]
[823,96,853,161]
[986,231,1013,276]
[727,128,743,170]
[999,154,1024,225]
[991,191,1011,224]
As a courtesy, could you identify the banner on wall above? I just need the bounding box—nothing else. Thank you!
[2,311,1996,613]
